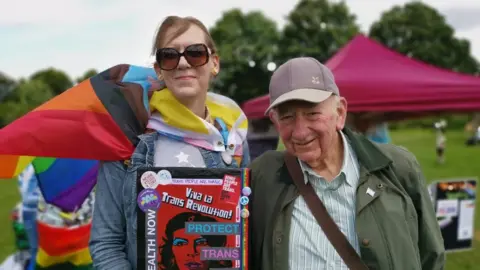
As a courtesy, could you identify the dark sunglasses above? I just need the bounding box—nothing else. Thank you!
[155,43,213,71]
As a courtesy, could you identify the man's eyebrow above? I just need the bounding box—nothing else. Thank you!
[276,107,291,116]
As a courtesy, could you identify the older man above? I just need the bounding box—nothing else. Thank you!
[249,57,445,270]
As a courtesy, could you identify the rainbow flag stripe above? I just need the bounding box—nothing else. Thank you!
[32,158,98,212]
[0,155,35,179]
[241,168,250,270]
[35,221,92,269]
[0,65,158,163]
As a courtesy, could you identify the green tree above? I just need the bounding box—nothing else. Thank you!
[277,0,360,64]
[0,71,16,102]
[30,67,73,95]
[76,69,98,83]
[209,9,280,103]
[369,2,479,74]
[0,79,54,126]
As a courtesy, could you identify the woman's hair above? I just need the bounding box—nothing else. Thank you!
[151,16,218,55]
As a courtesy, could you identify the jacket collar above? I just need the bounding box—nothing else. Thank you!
[342,127,392,172]
[298,130,354,186]
[278,128,391,186]
[276,128,391,218]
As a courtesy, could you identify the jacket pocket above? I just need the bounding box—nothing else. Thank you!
[366,190,422,270]
[369,206,394,269]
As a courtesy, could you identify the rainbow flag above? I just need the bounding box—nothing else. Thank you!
[35,185,95,270]
[1,155,36,179]
[0,65,161,164]
[0,64,247,185]
[32,158,98,212]
[35,221,92,270]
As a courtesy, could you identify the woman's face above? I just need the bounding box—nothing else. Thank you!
[155,25,219,103]
[171,228,209,270]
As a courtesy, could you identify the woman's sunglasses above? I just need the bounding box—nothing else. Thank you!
[155,43,213,71]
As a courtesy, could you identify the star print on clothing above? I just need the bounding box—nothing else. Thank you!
[175,152,190,164]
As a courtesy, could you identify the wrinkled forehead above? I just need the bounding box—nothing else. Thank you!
[275,99,327,116]
[163,24,207,50]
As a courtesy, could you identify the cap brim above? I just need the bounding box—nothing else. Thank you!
[264,88,333,115]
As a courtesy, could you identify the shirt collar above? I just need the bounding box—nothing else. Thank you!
[298,131,353,186]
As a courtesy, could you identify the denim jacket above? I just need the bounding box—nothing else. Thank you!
[89,132,250,270]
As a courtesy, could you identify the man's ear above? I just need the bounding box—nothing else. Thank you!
[336,97,348,130]
[269,110,280,129]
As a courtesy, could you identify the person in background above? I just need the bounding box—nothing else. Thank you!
[249,57,445,270]
[17,164,40,270]
[475,125,480,143]
[434,120,447,164]
[0,205,33,269]
[89,16,250,269]
[367,122,391,144]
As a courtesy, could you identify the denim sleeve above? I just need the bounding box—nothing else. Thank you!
[240,140,251,168]
[89,161,132,269]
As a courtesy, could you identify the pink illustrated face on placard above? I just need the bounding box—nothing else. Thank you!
[172,228,210,270]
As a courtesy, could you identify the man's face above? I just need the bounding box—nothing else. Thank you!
[271,96,347,166]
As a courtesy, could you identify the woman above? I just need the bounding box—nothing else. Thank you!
[89,16,250,269]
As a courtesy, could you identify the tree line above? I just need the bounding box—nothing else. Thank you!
[1,0,478,127]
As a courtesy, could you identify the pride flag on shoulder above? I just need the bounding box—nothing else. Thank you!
[0,64,248,180]
[0,65,161,163]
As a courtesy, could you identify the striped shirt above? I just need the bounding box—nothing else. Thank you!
[289,131,361,270]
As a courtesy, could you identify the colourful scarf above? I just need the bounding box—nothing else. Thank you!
[148,88,248,157]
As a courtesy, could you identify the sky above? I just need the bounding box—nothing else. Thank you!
[1,0,479,79]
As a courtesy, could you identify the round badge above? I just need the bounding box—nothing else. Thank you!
[240,209,250,218]
[137,189,161,212]
[157,170,172,185]
[242,187,252,196]
[239,196,249,206]
[140,171,159,189]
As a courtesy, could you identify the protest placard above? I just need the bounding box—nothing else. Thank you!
[136,167,251,270]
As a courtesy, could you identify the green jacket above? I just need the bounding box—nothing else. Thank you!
[248,128,445,270]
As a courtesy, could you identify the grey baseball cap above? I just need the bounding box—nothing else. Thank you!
[265,57,340,114]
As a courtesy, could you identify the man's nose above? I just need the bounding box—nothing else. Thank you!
[291,117,310,138]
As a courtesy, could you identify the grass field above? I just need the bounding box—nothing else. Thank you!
[0,128,479,269]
